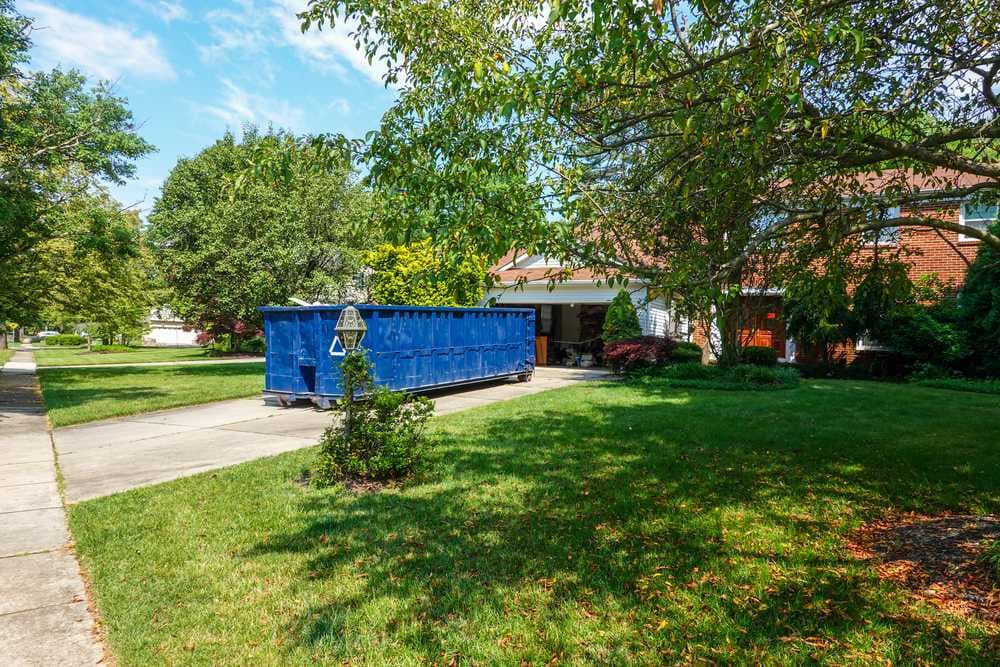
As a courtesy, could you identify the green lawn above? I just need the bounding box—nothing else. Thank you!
[0,348,13,365]
[39,362,264,427]
[69,378,1000,664]
[33,345,260,367]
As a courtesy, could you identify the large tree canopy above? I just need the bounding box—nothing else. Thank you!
[148,130,376,347]
[0,0,153,326]
[293,0,998,361]
[302,0,998,248]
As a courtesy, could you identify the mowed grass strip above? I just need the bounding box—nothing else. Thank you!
[0,348,13,365]
[33,345,258,367]
[40,362,264,427]
[70,379,1000,665]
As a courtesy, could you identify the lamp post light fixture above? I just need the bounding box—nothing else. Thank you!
[334,301,367,352]
[334,301,367,440]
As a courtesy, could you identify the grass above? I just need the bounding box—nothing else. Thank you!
[33,345,260,367]
[69,379,1000,664]
[914,377,1000,395]
[0,348,13,365]
[39,362,264,427]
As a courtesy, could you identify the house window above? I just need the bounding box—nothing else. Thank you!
[855,334,891,352]
[863,206,901,246]
[959,202,998,242]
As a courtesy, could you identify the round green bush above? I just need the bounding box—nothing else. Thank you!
[671,342,703,363]
[741,345,778,366]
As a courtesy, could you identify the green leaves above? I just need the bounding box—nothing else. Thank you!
[149,129,374,338]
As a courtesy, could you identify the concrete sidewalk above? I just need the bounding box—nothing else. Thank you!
[0,347,104,665]
[54,366,611,503]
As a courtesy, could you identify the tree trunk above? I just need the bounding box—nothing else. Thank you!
[714,297,744,367]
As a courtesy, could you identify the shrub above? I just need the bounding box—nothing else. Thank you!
[91,344,132,352]
[645,362,800,390]
[981,540,1000,584]
[671,341,703,363]
[741,345,778,366]
[602,290,642,342]
[314,351,434,485]
[661,361,717,380]
[43,334,85,346]
[908,361,953,381]
[603,336,676,373]
[242,337,266,354]
[728,364,796,386]
[959,222,1000,375]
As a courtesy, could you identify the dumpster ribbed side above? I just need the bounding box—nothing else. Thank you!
[260,304,535,401]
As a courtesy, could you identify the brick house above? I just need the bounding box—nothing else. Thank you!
[489,169,996,366]
[695,170,994,362]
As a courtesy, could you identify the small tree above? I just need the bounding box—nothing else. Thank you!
[602,290,642,342]
[959,223,1000,376]
[365,239,487,306]
[784,266,853,365]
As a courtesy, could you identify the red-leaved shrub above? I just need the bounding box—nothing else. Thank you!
[604,336,677,373]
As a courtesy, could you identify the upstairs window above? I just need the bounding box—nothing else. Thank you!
[959,202,998,242]
[863,206,901,246]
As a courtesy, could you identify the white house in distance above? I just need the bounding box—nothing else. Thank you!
[143,307,201,347]
[482,252,688,366]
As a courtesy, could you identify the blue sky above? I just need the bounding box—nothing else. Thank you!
[18,0,399,214]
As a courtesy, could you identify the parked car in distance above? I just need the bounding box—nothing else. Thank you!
[34,330,60,340]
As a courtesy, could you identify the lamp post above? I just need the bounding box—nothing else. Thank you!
[334,301,367,439]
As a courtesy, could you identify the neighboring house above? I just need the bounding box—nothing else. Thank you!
[693,170,993,363]
[143,307,201,347]
[483,252,688,366]
[489,170,995,366]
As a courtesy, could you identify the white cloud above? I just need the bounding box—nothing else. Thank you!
[21,1,175,81]
[198,1,271,63]
[329,97,351,114]
[198,0,392,85]
[197,78,305,130]
[270,0,390,84]
[131,0,189,23]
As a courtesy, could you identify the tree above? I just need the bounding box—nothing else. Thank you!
[148,129,375,349]
[959,222,1000,375]
[6,192,153,347]
[365,239,487,306]
[602,290,642,342]
[783,265,853,365]
[288,0,999,362]
[0,1,152,326]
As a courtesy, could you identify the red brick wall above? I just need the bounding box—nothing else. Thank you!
[895,202,979,289]
[690,202,982,362]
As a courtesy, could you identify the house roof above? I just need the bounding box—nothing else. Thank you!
[490,250,613,285]
[490,169,992,283]
[805,168,992,198]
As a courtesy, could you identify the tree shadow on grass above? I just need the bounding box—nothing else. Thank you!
[245,382,1000,663]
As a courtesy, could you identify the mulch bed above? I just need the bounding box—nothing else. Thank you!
[848,513,1000,623]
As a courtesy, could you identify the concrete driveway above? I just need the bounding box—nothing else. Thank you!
[53,367,610,503]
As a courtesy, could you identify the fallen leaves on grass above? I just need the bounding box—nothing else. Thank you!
[848,513,1000,622]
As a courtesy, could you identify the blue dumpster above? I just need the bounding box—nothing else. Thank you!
[259,304,536,407]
